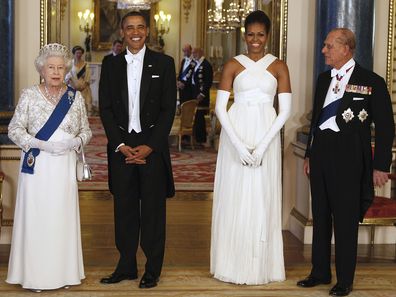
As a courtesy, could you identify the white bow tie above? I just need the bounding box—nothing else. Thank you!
[331,68,345,78]
[125,54,140,64]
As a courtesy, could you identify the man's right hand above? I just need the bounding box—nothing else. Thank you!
[119,145,146,164]
[303,158,310,177]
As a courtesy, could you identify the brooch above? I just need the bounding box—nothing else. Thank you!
[345,84,372,95]
[27,151,35,167]
[67,90,75,104]
[358,109,368,122]
[342,108,354,123]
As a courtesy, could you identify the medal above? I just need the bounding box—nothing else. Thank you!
[27,151,35,167]
[358,109,368,122]
[342,108,354,123]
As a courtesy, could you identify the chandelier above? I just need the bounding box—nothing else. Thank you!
[108,0,161,10]
[207,0,255,33]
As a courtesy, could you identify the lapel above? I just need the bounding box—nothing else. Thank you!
[140,48,154,111]
[120,51,129,112]
[337,64,362,115]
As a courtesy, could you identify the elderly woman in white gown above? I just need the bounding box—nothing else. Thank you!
[6,43,91,292]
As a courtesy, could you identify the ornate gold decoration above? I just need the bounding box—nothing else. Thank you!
[280,0,288,62]
[183,0,192,23]
[60,0,68,20]
[386,0,395,93]
[40,0,46,48]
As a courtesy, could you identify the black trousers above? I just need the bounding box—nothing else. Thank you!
[194,109,208,143]
[109,131,167,278]
[309,129,362,286]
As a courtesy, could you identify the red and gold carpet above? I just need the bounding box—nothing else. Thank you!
[78,117,216,191]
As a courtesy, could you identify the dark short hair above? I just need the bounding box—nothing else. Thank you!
[113,39,123,46]
[121,11,147,28]
[72,45,84,55]
[244,10,271,34]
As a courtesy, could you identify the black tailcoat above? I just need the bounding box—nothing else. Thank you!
[99,48,176,277]
[305,63,394,286]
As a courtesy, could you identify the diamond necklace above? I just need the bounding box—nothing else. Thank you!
[44,84,64,105]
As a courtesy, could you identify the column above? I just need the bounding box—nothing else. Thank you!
[314,0,374,81]
[0,0,14,111]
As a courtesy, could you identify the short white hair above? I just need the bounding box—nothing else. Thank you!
[34,43,73,74]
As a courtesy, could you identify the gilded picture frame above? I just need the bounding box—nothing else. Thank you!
[92,0,158,51]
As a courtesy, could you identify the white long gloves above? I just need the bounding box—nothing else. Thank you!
[215,90,292,166]
[251,92,292,167]
[215,90,255,165]
[30,137,82,155]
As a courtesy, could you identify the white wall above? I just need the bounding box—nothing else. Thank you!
[158,0,181,67]
[373,0,390,78]
[282,0,316,228]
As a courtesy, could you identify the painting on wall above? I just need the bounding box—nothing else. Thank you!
[93,0,153,50]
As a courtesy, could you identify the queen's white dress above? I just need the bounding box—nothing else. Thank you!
[210,54,285,285]
[6,86,91,290]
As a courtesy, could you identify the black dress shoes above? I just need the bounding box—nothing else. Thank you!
[139,272,159,289]
[100,272,138,284]
[297,276,331,287]
[329,284,353,296]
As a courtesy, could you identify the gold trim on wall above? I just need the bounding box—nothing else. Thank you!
[40,0,46,48]
[280,0,288,62]
[386,0,395,92]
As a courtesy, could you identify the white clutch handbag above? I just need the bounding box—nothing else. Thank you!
[76,144,92,181]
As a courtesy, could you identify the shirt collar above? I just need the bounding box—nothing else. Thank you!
[331,58,355,77]
[125,45,146,64]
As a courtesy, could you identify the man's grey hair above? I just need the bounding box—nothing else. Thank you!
[330,28,356,53]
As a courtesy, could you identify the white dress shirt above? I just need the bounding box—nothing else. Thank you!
[182,57,192,72]
[319,58,355,132]
[125,45,146,134]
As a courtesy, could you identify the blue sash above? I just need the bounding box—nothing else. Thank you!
[317,98,341,127]
[77,64,86,79]
[180,60,195,81]
[21,86,76,174]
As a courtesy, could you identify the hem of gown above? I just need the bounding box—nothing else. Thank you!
[6,275,85,290]
[212,273,285,285]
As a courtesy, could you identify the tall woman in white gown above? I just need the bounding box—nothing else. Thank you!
[210,10,292,285]
[6,43,91,292]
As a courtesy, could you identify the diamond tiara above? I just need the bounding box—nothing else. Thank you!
[39,43,70,56]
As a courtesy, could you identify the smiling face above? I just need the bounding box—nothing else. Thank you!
[121,15,148,54]
[74,49,84,60]
[245,22,268,55]
[41,56,66,87]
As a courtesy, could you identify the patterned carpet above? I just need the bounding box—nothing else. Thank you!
[79,117,217,191]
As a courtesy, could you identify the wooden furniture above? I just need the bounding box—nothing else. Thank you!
[171,100,198,152]
[361,174,396,259]
[0,171,4,238]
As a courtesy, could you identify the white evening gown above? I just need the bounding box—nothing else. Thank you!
[210,54,285,285]
[6,86,91,290]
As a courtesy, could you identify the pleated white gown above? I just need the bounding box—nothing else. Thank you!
[210,54,285,285]
[6,129,85,290]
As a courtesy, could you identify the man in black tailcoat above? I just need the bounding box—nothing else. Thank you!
[102,39,123,63]
[177,43,196,104]
[297,28,394,296]
[191,47,213,145]
[99,11,176,289]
